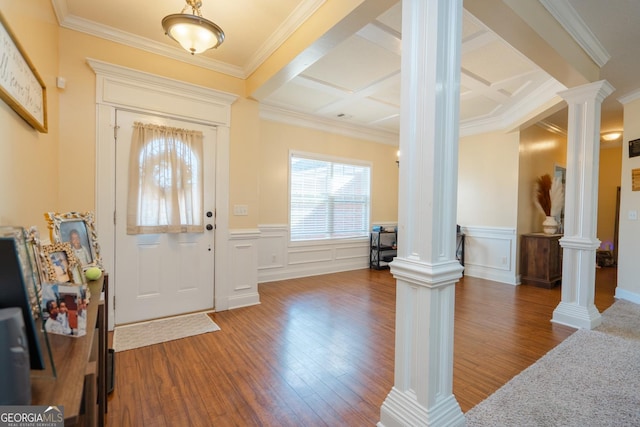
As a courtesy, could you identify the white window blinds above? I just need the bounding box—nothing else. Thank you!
[290,153,371,241]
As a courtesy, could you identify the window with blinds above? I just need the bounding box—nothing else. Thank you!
[290,152,371,241]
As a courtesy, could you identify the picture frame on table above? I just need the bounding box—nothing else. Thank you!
[41,283,88,337]
[40,242,77,284]
[24,226,46,318]
[0,226,49,369]
[45,211,102,269]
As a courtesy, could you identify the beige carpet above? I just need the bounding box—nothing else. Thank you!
[465,299,640,427]
[113,312,220,352]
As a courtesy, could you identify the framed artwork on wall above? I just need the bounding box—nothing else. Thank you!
[0,12,47,133]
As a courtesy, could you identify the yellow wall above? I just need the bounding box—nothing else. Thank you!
[258,120,399,225]
[597,146,622,249]
[56,29,247,217]
[0,1,59,233]
[457,131,520,227]
[517,125,567,235]
[229,98,261,228]
[0,3,395,236]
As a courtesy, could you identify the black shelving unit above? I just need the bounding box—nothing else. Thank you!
[370,230,397,269]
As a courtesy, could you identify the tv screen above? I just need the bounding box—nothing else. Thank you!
[0,236,45,370]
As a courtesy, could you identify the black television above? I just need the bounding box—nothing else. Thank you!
[0,227,46,370]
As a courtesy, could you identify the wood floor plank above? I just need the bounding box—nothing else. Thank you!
[107,267,616,426]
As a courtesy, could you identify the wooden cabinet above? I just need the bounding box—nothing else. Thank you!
[31,276,108,426]
[520,233,563,288]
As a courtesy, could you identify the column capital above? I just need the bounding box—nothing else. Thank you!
[558,79,614,104]
[559,236,601,250]
[390,257,463,289]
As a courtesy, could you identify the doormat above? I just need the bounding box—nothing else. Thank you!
[113,312,220,352]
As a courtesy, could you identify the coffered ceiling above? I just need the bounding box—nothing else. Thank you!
[52,0,638,145]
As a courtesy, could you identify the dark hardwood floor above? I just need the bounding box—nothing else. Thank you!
[106,267,617,426]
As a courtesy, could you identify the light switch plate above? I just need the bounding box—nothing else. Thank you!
[233,204,249,216]
[629,210,638,220]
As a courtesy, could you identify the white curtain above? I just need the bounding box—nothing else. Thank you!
[127,122,204,234]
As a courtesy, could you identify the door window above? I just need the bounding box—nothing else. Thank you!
[127,122,204,234]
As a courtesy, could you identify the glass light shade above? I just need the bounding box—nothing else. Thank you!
[601,131,622,141]
[162,14,224,54]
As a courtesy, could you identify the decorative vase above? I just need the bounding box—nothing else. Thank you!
[542,216,558,234]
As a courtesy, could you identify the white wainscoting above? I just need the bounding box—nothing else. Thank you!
[258,224,380,283]
[461,226,518,285]
[225,229,261,309]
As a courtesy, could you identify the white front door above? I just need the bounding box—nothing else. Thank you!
[114,110,216,324]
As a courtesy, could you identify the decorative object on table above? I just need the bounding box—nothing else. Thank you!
[534,174,564,234]
[45,211,102,269]
[85,266,102,281]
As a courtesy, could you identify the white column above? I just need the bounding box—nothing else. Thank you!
[378,0,464,426]
[552,80,614,329]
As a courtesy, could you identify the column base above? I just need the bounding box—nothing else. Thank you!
[552,301,601,329]
[378,387,465,427]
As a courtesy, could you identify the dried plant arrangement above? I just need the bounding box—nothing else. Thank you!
[534,173,565,217]
[534,174,552,216]
[549,177,565,217]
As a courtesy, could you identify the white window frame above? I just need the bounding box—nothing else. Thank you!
[288,150,372,245]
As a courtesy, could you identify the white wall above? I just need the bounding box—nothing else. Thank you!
[617,95,640,303]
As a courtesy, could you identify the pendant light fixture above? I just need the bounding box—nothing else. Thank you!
[162,0,225,55]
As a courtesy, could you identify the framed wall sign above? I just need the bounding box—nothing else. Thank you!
[0,11,48,133]
[629,138,640,159]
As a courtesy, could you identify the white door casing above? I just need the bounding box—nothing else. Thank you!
[89,59,236,330]
[113,110,216,324]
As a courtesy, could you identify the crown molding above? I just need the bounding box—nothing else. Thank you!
[536,120,567,136]
[618,88,640,105]
[538,0,610,67]
[260,104,399,146]
[244,0,326,76]
[460,77,566,136]
[52,0,324,79]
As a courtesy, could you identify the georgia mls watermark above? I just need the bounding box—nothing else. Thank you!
[0,406,64,427]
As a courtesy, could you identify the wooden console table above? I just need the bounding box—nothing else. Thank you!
[520,233,563,288]
[31,275,108,426]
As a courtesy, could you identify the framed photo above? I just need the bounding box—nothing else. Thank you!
[0,12,47,133]
[24,226,45,317]
[45,211,102,269]
[41,283,88,337]
[0,226,48,369]
[41,242,77,284]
